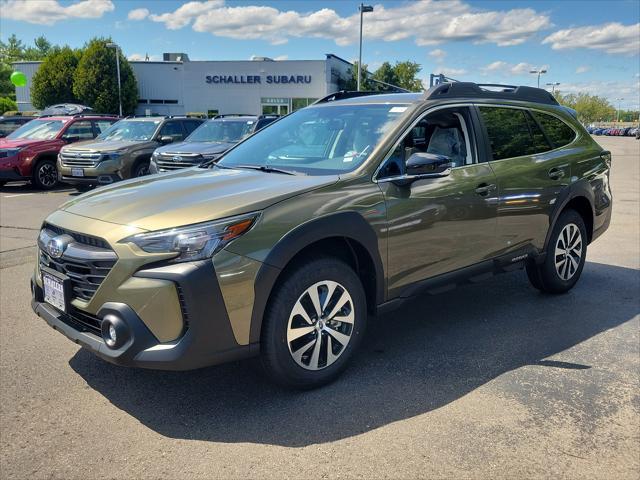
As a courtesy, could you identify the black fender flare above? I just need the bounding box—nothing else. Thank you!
[248,211,385,344]
[543,180,595,253]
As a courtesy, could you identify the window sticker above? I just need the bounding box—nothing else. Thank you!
[389,106,408,113]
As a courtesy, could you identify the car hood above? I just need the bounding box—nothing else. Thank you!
[60,166,339,232]
[63,139,152,153]
[0,138,57,149]
[155,141,236,156]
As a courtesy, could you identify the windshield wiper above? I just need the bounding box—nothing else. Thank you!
[231,164,297,175]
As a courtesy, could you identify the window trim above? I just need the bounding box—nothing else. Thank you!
[372,103,479,182]
[475,103,579,163]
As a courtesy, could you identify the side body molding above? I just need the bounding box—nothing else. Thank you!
[248,211,385,344]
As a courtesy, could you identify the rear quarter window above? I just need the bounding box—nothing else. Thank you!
[531,111,576,148]
[479,106,551,160]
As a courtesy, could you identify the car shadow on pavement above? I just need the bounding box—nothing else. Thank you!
[69,261,639,447]
[0,181,72,194]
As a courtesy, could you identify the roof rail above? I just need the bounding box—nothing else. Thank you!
[424,82,558,105]
[213,114,255,119]
[72,113,119,118]
[258,114,280,119]
[313,90,403,105]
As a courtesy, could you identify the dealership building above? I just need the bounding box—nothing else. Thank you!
[13,53,354,116]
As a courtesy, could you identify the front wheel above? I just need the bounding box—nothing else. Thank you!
[32,160,58,190]
[526,209,587,294]
[132,161,150,178]
[261,257,367,389]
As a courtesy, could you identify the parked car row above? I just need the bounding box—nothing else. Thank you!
[587,125,640,137]
[0,113,279,190]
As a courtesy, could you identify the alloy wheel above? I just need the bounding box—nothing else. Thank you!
[38,163,57,188]
[555,223,583,281]
[287,280,355,371]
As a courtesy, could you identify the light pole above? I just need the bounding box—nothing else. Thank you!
[546,82,560,94]
[529,68,547,88]
[615,97,623,122]
[357,3,373,91]
[106,42,123,117]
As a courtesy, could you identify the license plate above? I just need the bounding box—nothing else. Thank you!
[43,272,66,312]
[71,168,84,177]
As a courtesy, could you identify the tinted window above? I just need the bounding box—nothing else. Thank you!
[479,107,549,160]
[0,119,25,136]
[94,120,116,134]
[183,120,202,135]
[64,120,94,140]
[531,111,576,148]
[98,120,160,141]
[158,121,184,141]
[525,112,551,153]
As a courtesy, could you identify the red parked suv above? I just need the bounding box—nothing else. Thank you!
[0,114,118,189]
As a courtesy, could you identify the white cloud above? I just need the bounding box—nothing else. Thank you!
[274,55,289,61]
[428,49,447,61]
[128,8,149,21]
[576,66,590,74]
[556,80,640,109]
[481,61,549,76]
[146,0,551,47]
[543,22,640,55]
[1,0,114,25]
[437,66,467,76]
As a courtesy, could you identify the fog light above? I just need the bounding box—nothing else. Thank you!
[101,313,130,349]
[97,175,114,184]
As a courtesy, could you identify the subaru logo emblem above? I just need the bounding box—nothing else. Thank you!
[172,155,182,162]
[47,236,69,259]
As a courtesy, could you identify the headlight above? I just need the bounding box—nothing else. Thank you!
[201,153,220,161]
[120,212,260,262]
[1,148,21,157]
[100,152,123,161]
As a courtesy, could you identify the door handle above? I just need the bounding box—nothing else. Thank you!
[475,183,496,196]
[548,168,565,180]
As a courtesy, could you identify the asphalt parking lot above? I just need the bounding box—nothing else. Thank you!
[0,136,638,479]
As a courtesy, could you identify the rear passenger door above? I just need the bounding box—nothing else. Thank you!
[476,105,574,256]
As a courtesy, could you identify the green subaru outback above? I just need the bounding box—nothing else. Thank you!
[32,83,611,388]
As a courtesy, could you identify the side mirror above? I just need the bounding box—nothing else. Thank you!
[159,135,174,144]
[63,135,80,143]
[405,152,453,177]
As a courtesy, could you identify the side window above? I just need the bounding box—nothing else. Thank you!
[255,117,277,131]
[531,111,576,149]
[479,107,549,160]
[525,111,551,153]
[94,120,116,135]
[0,120,21,136]
[64,120,94,140]
[378,107,474,178]
[183,120,201,136]
[158,121,184,141]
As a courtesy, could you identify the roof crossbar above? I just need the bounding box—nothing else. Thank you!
[424,82,558,105]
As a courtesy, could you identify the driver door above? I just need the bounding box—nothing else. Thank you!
[377,106,501,297]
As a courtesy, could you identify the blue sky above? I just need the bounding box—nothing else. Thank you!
[2,0,639,108]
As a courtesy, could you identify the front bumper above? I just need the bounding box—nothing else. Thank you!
[58,159,123,186]
[31,259,258,370]
[0,167,26,181]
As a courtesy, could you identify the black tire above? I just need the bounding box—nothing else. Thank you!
[526,209,587,294]
[32,159,58,190]
[132,161,150,178]
[261,257,367,389]
[0,181,6,188]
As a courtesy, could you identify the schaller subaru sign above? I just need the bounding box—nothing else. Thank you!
[206,74,312,85]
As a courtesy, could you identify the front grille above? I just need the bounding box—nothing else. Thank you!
[155,153,204,171]
[43,223,109,249]
[39,226,117,302]
[62,307,102,336]
[60,151,101,168]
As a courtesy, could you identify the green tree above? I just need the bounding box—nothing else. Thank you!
[73,38,138,115]
[555,92,616,123]
[31,46,81,109]
[340,61,373,91]
[0,35,56,100]
[372,61,399,87]
[0,96,17,114]
[392,61,423,91]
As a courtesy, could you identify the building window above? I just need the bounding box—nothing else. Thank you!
[138,99,149,104]
[292,98,318,111]
[207,109,219,118]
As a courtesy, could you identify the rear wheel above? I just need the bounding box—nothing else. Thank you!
[261,257,367,389]
[526,209,587,294]
[32,159,58,190]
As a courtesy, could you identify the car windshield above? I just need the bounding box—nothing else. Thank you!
[6,119,66,140]
[217,104,408,175]
[97,120,159,141]
[187,120,254,143]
